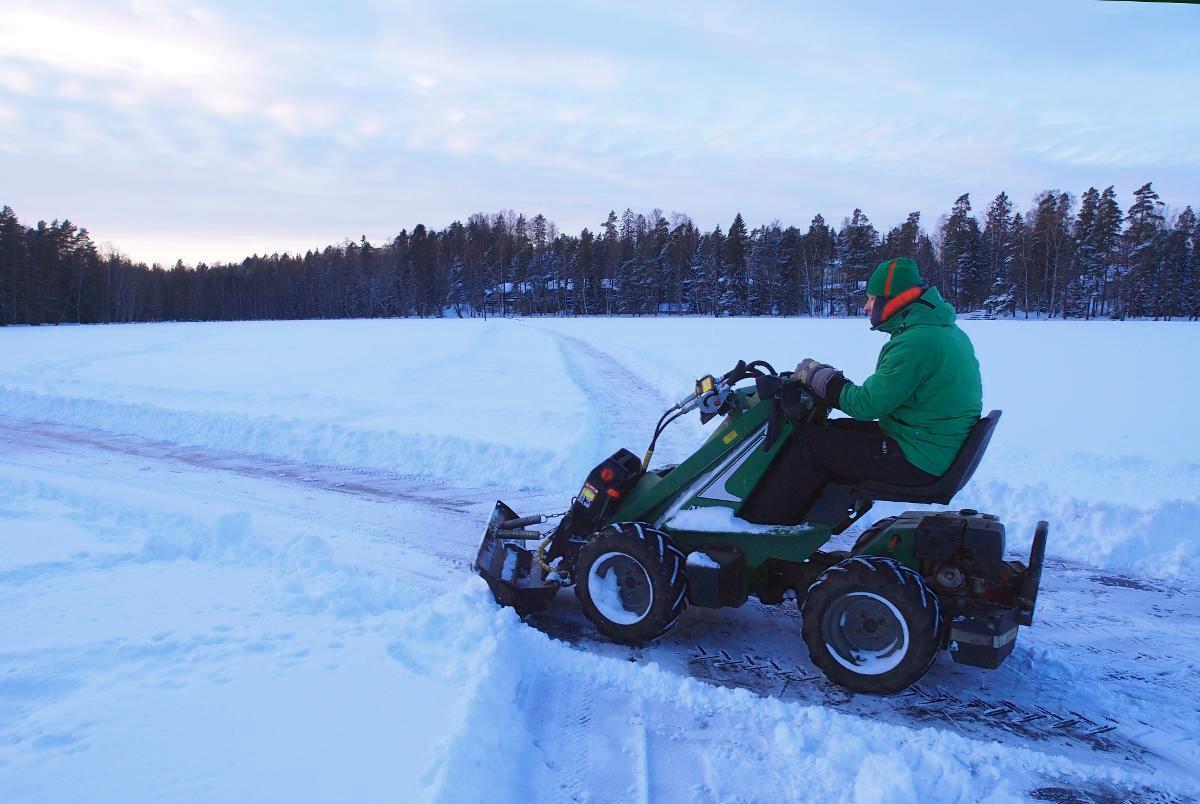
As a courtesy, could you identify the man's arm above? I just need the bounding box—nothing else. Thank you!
[835,336,928,420]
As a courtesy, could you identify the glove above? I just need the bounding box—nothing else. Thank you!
[794,358,848,408]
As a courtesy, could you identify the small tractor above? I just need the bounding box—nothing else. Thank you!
[476,360,1046,694]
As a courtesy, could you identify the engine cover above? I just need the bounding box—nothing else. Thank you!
[914,510,1006,569]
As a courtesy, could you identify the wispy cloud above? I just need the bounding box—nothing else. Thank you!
[0,0,1196,265]
[0,3,265,117]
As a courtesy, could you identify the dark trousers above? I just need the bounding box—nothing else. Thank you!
[740,419,937,525]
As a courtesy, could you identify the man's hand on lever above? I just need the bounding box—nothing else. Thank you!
[794,358,847,409]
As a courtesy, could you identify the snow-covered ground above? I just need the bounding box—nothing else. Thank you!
[1,318,1197,802]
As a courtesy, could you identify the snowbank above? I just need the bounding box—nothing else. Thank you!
[0,320,591,491]
[528,318,1200,581]
[0,474,454,801]
[2,317,1198,580]
[0,442,1193,802]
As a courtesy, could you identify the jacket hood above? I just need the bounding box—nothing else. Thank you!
[874,286,956,334]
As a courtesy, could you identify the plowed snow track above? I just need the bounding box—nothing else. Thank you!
[521,326,1200,800]
[2,325,1198,802]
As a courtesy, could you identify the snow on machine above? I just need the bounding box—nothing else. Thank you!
[475,360,1047,694]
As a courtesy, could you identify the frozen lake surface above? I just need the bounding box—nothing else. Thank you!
[1,317,1197,802]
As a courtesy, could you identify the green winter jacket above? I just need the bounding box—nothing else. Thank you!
[836,286,983,476]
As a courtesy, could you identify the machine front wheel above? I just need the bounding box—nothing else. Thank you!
[801,556,942,694]
[575,522,688,645]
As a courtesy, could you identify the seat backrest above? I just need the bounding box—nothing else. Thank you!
[942,409,1002,496]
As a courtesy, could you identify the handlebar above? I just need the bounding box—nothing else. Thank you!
[721,359,778,384]
[643,358,807,469]
[669,358,784,416]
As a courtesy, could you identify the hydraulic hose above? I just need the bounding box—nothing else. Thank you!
[642,407,688,470]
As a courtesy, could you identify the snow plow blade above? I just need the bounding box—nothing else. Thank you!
[474,501,560,616]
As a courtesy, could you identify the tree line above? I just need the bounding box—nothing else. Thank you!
[1,182,1197,326]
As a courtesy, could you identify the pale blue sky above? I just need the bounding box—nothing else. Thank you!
[1,0,1196,265]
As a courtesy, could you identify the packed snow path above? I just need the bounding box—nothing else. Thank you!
[2,318,1198,802]
[3,419,1196,802]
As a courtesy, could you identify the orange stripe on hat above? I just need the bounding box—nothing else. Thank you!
[880,285,923,323]
[883,259,897,297]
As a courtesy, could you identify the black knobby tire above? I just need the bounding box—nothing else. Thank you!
[851,516,898,555]
[801,555,942,694]
[575,522,688,645]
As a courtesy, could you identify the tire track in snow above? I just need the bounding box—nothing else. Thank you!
[525,591,1198,797]
[526,325,671,467]
[0,417,498,582]
[6,342,1198,799]
[516,327,1200,796]
[0,418,483,514]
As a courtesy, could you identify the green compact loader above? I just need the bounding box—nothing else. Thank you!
[475,360,1047,694]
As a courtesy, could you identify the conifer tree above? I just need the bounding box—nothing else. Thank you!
[1123,182,1165,318]
[939,194,984,311]
[1160,207,1195,320]
[1028,192,1073,317]
[722,213,749,315]
[574,229,595,316]
[774,226,802,316]
[802,214,834,316]
[884,211,922,260]
[1186,207,1200,320]
[1067,188,1100,318]
[687,227,723,316]
[835,209,878,315]
[980,193,1014,316]
[1092,187,1123,318]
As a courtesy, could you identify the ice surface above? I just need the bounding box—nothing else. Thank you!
[2,317,1194,579]
[0,317,1197,802]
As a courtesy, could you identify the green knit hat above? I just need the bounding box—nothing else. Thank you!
[867,258,922,297]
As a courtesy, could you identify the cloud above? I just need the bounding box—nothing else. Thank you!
[0,101,19,143]
[1,0,1197,267]
[0,3,265,118]
[0,65,35,95]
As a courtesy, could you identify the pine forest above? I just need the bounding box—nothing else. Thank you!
[2,182,1197,326]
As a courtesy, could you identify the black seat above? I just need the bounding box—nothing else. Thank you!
[850,410,1001,505]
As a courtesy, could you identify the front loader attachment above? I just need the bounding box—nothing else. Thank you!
[474,501,560,615]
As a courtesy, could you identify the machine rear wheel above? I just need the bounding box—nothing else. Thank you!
[801,556,942,694]
[575,522,687,645]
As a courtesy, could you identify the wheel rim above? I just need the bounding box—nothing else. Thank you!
[822,591,909,675]
[587,551,654,625]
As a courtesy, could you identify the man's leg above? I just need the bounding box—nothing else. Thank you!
[740,420,936,525]
[825,418,883,436]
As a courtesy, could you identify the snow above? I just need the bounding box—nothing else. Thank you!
[686,551,721,569]
[670,505,812,535]
[0,320,588,491]
[525,318,1200,581]
[4,317,1193,580]
[0,463,459,801]
[586,552,650,625]
[1,317,1198,801]
[825,592,909,675]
